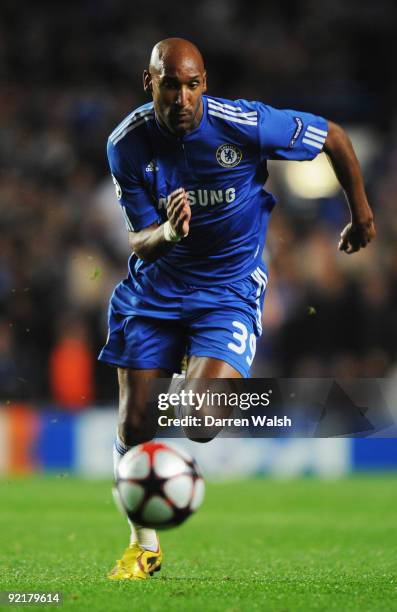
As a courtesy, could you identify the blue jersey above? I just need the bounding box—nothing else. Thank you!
[107,95,327,286]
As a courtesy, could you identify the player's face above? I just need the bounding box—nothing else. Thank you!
[145,63,207,136]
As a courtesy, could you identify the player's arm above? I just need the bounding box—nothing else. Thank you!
[323,121,375,254]
[129,188,191,262]
[107,137,191,262]
[255,103,376,254]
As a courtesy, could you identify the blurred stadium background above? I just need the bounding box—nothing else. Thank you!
[1,0,397,478]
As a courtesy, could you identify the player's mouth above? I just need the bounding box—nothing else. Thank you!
[170,108,191,118]
[173,113,191,122]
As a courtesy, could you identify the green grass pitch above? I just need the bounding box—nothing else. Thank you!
[1,475,396,611]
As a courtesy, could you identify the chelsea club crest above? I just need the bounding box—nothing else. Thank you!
[216,144,242,168]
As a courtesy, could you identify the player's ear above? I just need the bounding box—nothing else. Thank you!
[143,70,153,95]
[202,71,207,93]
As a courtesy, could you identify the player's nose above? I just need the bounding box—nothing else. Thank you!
[176,86,189,108]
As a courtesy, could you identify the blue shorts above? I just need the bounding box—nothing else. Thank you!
[98,264,267,377]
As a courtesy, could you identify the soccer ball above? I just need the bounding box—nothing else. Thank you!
[114,442,205,529]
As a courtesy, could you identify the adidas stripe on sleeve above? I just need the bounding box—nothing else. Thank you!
[207,98,258,126]
[109,107,154,146]
[255,103,328,162]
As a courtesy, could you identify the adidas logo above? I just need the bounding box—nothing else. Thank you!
[145,160,159,172]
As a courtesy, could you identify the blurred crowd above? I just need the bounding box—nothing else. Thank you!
[1,0,397,402]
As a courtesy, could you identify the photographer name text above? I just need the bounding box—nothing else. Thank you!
[157,415,292,428]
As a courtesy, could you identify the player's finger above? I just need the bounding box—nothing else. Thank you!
[175,207,190,227]
[169,187,185,198]
[338,225,351,250]
[168,196,187,220]
[170,188,186,201]
[169,198,188,217]
[183,210,191,223]
[168,191,185,207]
[168,192,186,208]
[348,242,360,254]
[340,238,358,254]
[354,235,367,250]
[168,206,190,232]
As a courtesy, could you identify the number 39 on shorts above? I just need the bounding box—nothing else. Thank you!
[227,321,256,366]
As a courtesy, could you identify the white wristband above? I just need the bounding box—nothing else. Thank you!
[163,220,181,243]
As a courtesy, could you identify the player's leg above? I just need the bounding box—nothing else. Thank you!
[117,367,171,447]
[100,316,186,580]
[110,367,170,580]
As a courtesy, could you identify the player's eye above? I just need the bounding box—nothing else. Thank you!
[162,80,178,89]
[189,82,199,89]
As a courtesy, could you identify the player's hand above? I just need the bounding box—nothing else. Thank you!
[338,218,376,254]
[167,188,191,238]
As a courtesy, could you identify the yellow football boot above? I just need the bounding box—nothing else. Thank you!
[107,543,162,580]
[131,545,163,580]
[108,543,142,580]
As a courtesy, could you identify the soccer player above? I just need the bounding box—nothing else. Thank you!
[99,38,375,579]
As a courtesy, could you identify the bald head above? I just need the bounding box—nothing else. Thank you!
[149,38,205,76]
[143,38,207,136]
